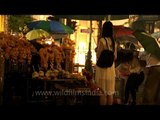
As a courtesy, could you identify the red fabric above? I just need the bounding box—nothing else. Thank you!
[113,25,133,38]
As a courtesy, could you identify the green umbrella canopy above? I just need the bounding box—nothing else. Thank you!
[27,20,74,34]
[151,31,160,39]
[133,31,160,59]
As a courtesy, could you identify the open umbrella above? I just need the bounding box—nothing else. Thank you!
[25,29,50,40]
[133,31,160,59]
[52,33,68,39]
[151,31,160,39]
[113,25,134,38]
[116,35,141,51]
[27,20,74,34]
[116,35,138,43]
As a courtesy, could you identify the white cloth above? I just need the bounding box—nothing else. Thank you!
[95,38,116,95]
[139,51,160,67]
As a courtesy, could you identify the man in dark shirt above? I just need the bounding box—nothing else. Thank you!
[124,60,146,105]
[124,71,144,105]
[29,39,44,73]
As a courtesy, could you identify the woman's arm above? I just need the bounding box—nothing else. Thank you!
[114,42,117,61]
[96,40,104,60]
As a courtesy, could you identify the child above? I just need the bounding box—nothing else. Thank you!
[124,60,146,105]
[115,50,133,104]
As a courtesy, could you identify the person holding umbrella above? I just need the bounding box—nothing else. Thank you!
[132,20,160,105]
[25,29,50,73]
[29,38,44,73]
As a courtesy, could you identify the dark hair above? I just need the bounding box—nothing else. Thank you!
[117,49,134,63]
[102,21,115,51]
[139,60,146,67]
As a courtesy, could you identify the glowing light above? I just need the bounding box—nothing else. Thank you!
[45,40,52,45]
[44,37,54,45]
[79,42,85,49]
[120,44,125,49]
[139,48,145,52]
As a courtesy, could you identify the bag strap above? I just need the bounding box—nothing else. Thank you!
[104,37,112,51]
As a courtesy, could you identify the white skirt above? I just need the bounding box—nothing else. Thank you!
[95,63,116,95]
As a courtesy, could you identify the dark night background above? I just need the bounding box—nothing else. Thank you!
[0,0,160,117]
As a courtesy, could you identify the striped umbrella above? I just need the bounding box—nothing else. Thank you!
[151,31,160,39]
[27,20,74,34]
[133,31,160,59]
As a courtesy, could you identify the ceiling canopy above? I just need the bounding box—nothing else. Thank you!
[53,15,129,21]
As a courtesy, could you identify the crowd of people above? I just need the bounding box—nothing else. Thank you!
[94,20,160,105]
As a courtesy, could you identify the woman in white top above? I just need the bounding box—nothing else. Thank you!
[95,21,117,105]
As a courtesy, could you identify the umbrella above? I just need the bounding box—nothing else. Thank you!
[116,35,138,43]
[133,31,160,59]
[116,35,141,51]
[113,25,134,38]
[27,20,74,34]
[52,33,68,39]
[151,31,160,39]
[25,29,50,40]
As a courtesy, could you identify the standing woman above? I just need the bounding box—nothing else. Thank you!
[95,21,117,105]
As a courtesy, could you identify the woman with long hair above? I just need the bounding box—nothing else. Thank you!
[95,21,117,105]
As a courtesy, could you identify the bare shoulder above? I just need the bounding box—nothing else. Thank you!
[98,37,105,45]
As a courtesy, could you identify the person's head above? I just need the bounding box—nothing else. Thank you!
[125,42,136,51]
[139,60,146,68]
[123,50,134,63]
[102,21,113,38]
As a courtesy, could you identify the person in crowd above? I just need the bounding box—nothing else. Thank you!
[115,50,133,104]
[29,39,44,73]
[132,20,160,105]
[139,50,160,104]
[124,58,146,105]
[29,39,44,52]
[95,21,117,105]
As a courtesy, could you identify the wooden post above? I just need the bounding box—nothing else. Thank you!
[85,16,93,73]
[0,49,5,105]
